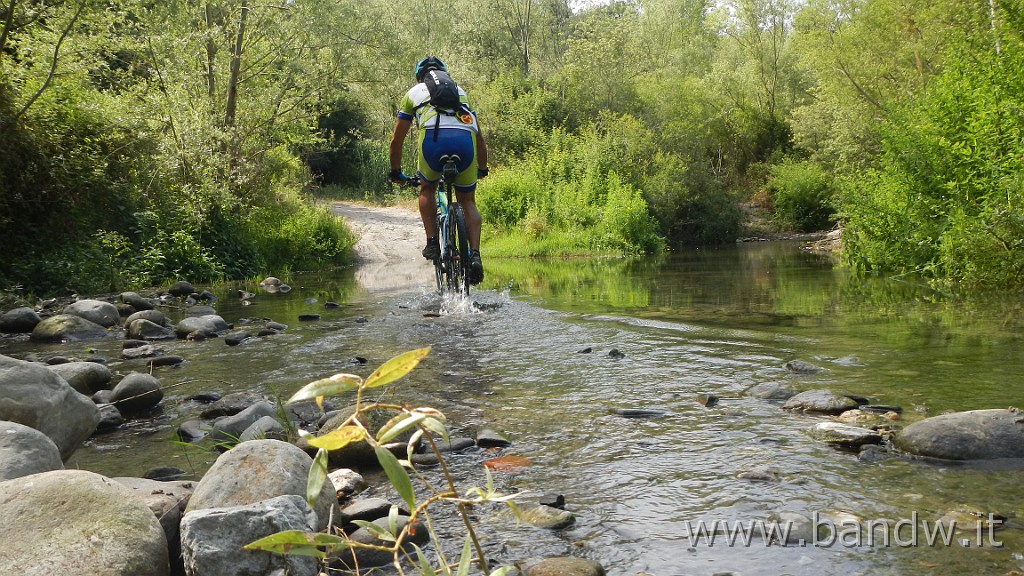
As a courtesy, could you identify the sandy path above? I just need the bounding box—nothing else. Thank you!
[331,201,435,294]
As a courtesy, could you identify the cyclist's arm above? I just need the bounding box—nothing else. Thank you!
[389,117,412,171]
[476,128,488,172]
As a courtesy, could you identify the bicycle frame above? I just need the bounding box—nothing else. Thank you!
[433,155,470,294]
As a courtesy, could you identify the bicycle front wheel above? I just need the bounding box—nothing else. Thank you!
[447,203,471,295]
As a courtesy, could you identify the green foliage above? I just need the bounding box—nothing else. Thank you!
[766,159,836,232]
[838,8,1024,290]
[244,348,521,575]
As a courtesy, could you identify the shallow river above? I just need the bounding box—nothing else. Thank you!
[3,241,1024,575]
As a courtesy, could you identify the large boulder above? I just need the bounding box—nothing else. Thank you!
[0,469,169,576]
[0,421,64,481]
[893,408,1024,460]
[30,313,110,342]
[0,306,42,333]
[63,298,121,328]
[0,354,100,460]
[47,361,112,394]
[181,494,318,576]
[185,439,338,531]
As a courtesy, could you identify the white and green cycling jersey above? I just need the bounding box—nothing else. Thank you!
[397,83,480,134]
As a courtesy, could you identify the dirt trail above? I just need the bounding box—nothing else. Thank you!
[330,201,435,294]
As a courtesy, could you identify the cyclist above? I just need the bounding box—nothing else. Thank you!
[388,56,488,285]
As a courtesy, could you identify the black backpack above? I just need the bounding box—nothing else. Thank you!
[417,69,469,141]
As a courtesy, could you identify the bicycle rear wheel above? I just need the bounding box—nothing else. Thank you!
[446,203,471,295]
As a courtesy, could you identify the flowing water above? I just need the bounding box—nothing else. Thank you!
[3,241,1024,575]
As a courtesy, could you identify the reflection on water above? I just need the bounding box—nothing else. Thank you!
[3,243,1024,575]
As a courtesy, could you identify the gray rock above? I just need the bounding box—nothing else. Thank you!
[201,392,265,418]
[110,372,164,413]
[185,439,338,531]
[96,403,125,430]
[30,313,110,342]
[128,318,176,340]
[168,281,195,297]
[745,382,798,400]
[782,389,859,414]
[182,494,317,576]
[339,497,404,524]
[126,309,169,327]
[784,359,824,374]
[0,469,169,575]
[519,503,576,529]
[46,361,112,394]
[210,401,279,446]
[115,477,194,572]
[238,415,287,442]
[174,314,230,339]
[809,422,883,447]
[0,306,42,333]
[177,420,212,442]
[893,408,1024,460]
[63,298,120,328]
[122,344,163,359]
[476,427,512,447]
[0,354,100,460]
[327,468,365,498]
[527,557,606,576]
[121,291,156,311]
[0,421,64,480]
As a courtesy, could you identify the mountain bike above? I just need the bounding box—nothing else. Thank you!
[402,154,470,295]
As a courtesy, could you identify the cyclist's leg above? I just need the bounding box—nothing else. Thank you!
[417,133,443,257]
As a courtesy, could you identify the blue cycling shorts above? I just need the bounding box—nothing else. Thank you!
[417,128,478,193]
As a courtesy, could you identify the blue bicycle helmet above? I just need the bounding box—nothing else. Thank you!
[415,56,447,83]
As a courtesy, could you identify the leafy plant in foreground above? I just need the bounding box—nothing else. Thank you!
[244,347,520,575]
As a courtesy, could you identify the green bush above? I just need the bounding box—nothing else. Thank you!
[767,159,835,232]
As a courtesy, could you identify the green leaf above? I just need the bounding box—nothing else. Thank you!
[375,445,416,510]
[488,566,519,576]
[306,448,329,508]
[420,416,450,445]
[364,347,430,389]
[307,425,365,451]
[350,519,397,542]
[376,412,427,443]
[412,543,435,575]
[242,530,349,558]
[287,372,361,404]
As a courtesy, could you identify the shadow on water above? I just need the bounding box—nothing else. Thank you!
[3,242,1024,575]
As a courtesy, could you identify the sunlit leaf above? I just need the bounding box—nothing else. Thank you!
[307,425,365,450]
[419,416,449,445]
[243,530,349,558]
[375,445,416,509]
[377,412,427,443]
[489,566,519,576]
[306,448,329,507]
[364,347,430,389]
[350,519,397,542]
[482,455,532,472]
[287,372,361,404]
